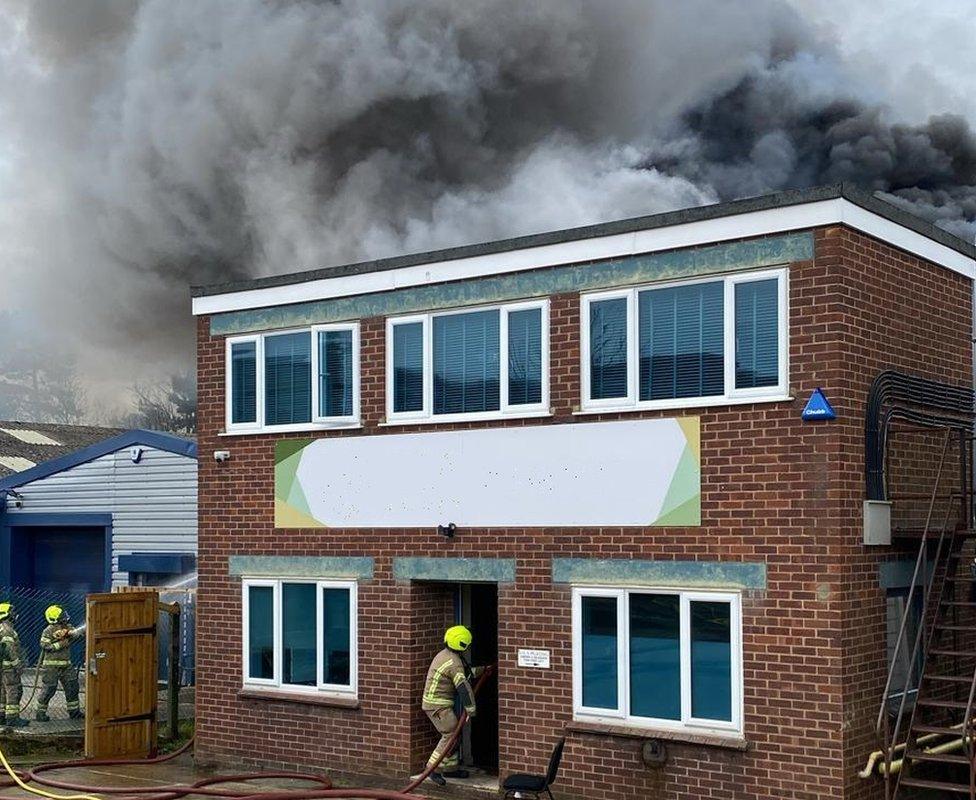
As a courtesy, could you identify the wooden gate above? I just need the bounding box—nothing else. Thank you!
[84,590,159,759]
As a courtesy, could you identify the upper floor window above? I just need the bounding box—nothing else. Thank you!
[581,269,787,412]
[386,300,548,423]
[242,578,357,697]
[226,323,359,433]
[572,587,742,735]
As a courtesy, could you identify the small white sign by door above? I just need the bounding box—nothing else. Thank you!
[518,649,551,669]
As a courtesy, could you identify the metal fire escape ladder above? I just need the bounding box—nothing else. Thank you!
[878,429,976,798]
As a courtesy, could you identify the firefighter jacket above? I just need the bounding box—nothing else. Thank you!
[40,624,82,667]
[0,620,23,672]
[422,647,476,714]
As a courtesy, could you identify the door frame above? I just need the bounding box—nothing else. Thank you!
[456,582,499,772]
[0,512,113,589]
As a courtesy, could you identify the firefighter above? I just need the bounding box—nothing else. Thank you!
[421,625,486,786]
[0,602,27,727]
[36,605,84,722]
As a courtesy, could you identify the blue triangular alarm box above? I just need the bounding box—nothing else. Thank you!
[802,387,836,421]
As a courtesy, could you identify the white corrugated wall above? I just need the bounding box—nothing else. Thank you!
[4,446,197,585]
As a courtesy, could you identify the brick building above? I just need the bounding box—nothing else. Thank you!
[191,184,976,799]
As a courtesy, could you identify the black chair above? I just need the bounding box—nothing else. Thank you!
[502,737,565,799]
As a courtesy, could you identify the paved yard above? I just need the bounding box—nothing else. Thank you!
[0,753,499,800]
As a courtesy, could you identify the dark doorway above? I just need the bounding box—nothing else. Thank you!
[459,583,498,773]
[9,526,108,593]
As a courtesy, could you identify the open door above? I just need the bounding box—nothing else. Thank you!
[460,584,499,773]
[85,591,159,759]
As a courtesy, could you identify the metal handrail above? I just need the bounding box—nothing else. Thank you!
[876,429,953,793]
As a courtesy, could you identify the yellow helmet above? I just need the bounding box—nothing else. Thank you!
[45,605,67,625]
[445,625,473,652]
[0,602,12,622]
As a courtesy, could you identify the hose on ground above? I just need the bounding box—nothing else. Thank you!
[0,666,496,800]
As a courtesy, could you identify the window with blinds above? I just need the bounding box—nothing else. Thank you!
[387,300,548,421]
[734,278,779,390]
[225,323,359,432]
[508,307,543,405]
[317,329,355,419]
[230,340,257,425]
[392,321,424,414]
[639,282,724,401]
[582,270,785,410]
[433,310,501,414]
[589,298,629,400]
[264,332,312,425]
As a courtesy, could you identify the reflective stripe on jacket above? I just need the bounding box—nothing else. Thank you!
[40,624,78,666]
[422,647,475,713]
[0,620,22,670]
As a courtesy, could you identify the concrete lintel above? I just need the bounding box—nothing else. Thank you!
[393,557,516,584]
[228,555,374,580]
[552,558,766,590]
[212,232,812,335]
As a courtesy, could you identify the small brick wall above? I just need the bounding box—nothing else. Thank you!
[194,225,972,800]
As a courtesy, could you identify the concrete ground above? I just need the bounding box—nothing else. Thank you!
[3,686,194,736]
[0,754,500,800]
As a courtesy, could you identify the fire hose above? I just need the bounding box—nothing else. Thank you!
[0,665,496,800]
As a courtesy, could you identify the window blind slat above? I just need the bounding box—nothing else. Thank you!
[392,322,424,413]
[318,330,353,418]
[735,279,779,389]
[508,308,543,406]
[589,298,629,400]
[640,282,723,401]
[264,332,311,425]
[433,310,500,414]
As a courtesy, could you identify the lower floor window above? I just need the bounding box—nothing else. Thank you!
[886,586,922,705]
[242,578,357,696]
[572,588,742,733]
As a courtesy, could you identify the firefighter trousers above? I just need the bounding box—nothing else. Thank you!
[37,664,80,714]
[0,667,23,719]
[425,707,460,770]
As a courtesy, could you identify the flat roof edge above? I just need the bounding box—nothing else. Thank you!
[191,183,976,300]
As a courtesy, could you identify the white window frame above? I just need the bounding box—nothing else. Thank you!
[385,299,550,424]
[571,586,743,736]
[241,578,278,686]
[241,577,358,698]
[225,323,360,434]
[580,269,789,413]
[311,323,361,425]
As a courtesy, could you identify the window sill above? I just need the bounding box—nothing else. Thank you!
[238,687,360,709]
[567,720,747,751]
[380,409,552,427]
[575,393,792,416]
[219,422,363,436]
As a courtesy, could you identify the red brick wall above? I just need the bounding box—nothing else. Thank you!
[815,227,973,800]
[194,225,972,800]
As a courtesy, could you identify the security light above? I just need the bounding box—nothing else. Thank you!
[438,523,457,539]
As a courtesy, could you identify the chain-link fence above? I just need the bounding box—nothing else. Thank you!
[0,585,195,735]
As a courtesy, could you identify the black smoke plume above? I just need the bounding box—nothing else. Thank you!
[0,1,972,411]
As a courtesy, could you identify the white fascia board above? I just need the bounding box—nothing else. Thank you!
[192,198,975,316]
